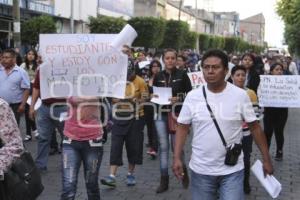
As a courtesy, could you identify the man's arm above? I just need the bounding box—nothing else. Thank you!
[29,88,40,120]
[248,121,273,175]
[17,89,30,113]
[173,123,190,179]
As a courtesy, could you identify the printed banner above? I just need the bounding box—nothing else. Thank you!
[258,75,300,108]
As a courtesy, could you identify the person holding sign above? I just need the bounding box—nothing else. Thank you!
[263,63,288,161]
[152,49,192,193]
[61,96,104,200]
[231,65,260,194]
[101,59,148,188]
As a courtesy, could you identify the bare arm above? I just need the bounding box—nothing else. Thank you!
[29,88,40,120]
[173,123,190,179]
[248,121,273,175]
[17,89,30,113]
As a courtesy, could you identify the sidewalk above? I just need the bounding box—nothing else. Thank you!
[20,108,300,200]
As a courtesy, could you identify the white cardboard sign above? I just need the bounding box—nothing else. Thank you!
[258,75,300,108]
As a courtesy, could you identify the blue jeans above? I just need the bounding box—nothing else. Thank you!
[61,140,103,200]
[35,103,67,170]
[191,170,244,200]
[155,115,177,176]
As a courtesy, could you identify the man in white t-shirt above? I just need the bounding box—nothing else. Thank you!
[286,56,298,75]
[173,49,273,200]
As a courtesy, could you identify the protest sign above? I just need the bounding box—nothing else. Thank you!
[187,71,206,89]
[39,25,137,99]
[258,75,300,107]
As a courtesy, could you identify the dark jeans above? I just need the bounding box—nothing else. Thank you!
[242,135,253,183]
[61,140,103,200]
[144,104,158,151]
[24,104,37,136]
[263,108,288,152]
[9,103,21,125]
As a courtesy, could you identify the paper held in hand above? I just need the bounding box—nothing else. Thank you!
[251,160,282,198]
[151,87,172,105]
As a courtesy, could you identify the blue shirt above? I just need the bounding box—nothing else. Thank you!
[0,65,30,104]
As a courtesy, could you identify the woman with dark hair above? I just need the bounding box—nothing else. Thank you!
[263,63,288,161]
[20,49,38,141]
[152,49,192,193]
[231,65,260,194]
[241,53,260,93]
[145,60,162,158]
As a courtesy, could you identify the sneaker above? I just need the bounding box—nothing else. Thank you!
[275,150,283,161]
[33,130,39,138]
[24,135,32,141]
[101,176,116,187]
[126,174,136,186]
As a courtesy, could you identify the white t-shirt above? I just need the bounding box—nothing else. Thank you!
[177,83,257,176]
[289,62,298,75]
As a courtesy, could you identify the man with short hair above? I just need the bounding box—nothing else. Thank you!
[173,49,273,200]
[286,56,298,75]
[0,49,30,124]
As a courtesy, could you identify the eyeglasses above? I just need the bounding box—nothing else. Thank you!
[202,65,223,71]
[2,56,13,59]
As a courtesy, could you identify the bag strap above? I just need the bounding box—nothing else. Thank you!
[202,86,227,147]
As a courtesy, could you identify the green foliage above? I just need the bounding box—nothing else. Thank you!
[182,31,198,49]
[277,0,300,56]
[224,37,238,53]
[88,15,126,33]
[198,34,263,54]
[198,34,210,52]
[128,17,165,48]
[21,15,56,47]
[160,20,189,49]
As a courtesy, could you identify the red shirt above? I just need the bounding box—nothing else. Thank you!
[33,69,66,105]
[63,97,103,141]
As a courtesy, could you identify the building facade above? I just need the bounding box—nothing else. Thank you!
[240,13,265,46]
[213,11,240,37]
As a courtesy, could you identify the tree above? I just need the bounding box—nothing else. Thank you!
[21,15,56,47]
[198,34,210,53]
[160,20,189,50]
[224,37,238,54]
[182,31,198,49]
[277,0,300,55]
[88,15,126,33]
[128,17,165,48]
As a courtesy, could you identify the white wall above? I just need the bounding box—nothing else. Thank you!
[54,0,98,22]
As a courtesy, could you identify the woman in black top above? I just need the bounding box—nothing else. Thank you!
[263,63,288,161]
[152,49,192,193]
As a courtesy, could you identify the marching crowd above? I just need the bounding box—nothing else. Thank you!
[0,46,299,200]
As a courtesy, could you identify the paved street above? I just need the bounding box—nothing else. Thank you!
[20,108,300,200]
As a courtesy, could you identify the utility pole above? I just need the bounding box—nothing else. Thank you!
[70,0,74,33]
[12,0,21,48]
[178,0,183,20]
[195,0,199,53]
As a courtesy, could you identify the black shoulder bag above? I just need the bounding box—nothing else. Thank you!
[0,140,44,200]
[202,86,242,166]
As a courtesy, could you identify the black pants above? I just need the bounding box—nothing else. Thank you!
[9,103,21,125]
[24,104,37,136]
[263,107,288,152]
[144,105,158,151]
